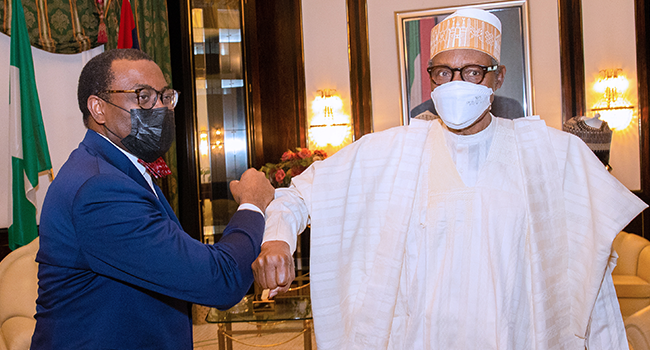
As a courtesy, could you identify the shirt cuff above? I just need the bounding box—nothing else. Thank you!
[237,203,264,216]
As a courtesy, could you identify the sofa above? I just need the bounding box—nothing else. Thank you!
[612,231,650,319]
[0,238,39,350]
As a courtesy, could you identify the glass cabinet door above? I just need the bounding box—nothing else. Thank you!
[191,0,248,243]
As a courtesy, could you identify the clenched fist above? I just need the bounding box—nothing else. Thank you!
[229,168,275,212]
[252,241,295,298]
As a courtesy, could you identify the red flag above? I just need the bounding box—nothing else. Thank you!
[117,0,139,49]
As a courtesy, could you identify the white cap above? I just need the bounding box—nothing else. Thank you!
[430,8,502,62]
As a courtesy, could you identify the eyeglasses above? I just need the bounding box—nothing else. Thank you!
[426,64,499,85]
[102,87,180,109]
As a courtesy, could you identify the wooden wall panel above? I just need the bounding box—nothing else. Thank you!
[347,0,373,138]
[632,0,650,238]
[0,228,9,262]
[167,0,202,239]
[246,0,307,169]
[558,0,586,122]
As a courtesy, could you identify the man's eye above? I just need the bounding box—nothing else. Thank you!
[138,93,152,101]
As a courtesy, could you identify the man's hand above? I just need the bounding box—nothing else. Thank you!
[252,241,295,298]
[229,168,275,212]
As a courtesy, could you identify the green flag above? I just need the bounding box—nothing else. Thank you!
[9,0,53,250]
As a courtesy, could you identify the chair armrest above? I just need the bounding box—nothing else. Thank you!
[626,305,650,350]
[0,316,36,350]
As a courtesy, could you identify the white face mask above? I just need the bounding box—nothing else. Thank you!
[431,81,494,130]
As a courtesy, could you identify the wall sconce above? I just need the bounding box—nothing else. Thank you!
[199,129,209,156]
[199,128,223,157]
[591,69,635,130]
[212,128,223,151]
[309,89,352,150]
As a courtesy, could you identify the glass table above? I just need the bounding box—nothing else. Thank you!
[206,294,313,350]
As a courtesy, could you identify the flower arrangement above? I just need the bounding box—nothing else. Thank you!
[261,148,327,188]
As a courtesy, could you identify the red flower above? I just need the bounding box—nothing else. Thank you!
[275,169,286,183]
[281,151,295,162]
[260,148,328,188]
[297,148,312,159]
[290,166,305,177]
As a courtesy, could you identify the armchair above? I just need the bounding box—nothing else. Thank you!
[0,238,39,350]
[612,231,650,318]
[626,305,650,350]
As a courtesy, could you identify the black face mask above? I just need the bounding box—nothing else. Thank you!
[119,107,175,163]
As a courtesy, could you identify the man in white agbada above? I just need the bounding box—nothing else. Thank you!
[252,8,648,350]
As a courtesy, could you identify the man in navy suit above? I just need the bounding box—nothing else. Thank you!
[31,49,274,349]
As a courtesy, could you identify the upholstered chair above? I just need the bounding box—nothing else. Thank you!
[0,238,39,350]
[626,305,650,350]
[612,231,650,318]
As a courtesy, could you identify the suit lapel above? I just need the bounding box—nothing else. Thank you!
[82,130,183,226]
[81,130,156,196]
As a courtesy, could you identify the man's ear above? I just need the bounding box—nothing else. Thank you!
[494,65,506,91]
[87,95,106,125]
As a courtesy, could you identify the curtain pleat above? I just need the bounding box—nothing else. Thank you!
[1,0,99,53]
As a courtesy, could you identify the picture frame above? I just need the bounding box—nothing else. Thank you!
[396,0,533,125]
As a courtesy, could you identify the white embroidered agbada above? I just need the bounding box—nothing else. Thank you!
[263,116,647,350]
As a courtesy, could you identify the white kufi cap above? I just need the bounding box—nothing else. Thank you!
[430,8,502,62]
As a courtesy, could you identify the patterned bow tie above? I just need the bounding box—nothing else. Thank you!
[138,157,172,179]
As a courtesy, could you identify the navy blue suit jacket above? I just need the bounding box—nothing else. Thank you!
[31,130,264,349]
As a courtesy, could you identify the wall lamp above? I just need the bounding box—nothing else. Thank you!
[199,128,223,157]
[308,89,352,150]
[591,69,635,130]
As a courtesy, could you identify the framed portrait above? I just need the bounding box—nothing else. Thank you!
[396,0,533,125]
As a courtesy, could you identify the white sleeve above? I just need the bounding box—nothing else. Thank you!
[585,252,629,350]
[262,166,313,254]
[237,203,264,216]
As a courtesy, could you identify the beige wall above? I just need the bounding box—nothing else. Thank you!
[582,0,640,190]
[302,0,641,189]
[302,0,352,128]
